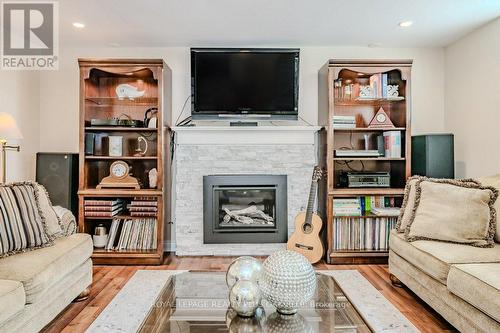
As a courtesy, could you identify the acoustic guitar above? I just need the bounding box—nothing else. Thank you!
[287,166,324,264]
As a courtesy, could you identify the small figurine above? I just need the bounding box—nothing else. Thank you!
[115,84,145,100]
[148,168,158,188]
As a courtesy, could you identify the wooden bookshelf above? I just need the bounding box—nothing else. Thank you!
[319,59,412,264]
[77,59,172,265]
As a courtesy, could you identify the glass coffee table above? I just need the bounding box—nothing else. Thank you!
[138,271,370,332]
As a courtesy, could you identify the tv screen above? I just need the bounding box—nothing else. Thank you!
[191,48,299,119]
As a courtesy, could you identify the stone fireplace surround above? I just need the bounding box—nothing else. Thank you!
[173,125,320,256]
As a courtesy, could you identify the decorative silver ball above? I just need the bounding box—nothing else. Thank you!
[229,280,262,317]
[226,256,263,288]
[259,250,316,315]
[264,312,313,333]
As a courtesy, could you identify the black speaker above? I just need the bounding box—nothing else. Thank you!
[36,153,79,216]
[411,134,454,178]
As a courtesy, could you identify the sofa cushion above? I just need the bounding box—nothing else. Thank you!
[390,230,500,284]
[0,183,51,257]
[53,206,77,236]
[478,173,500,242]
[0,233,92,303]
[405,178,497,247]
[0,279,25,324]
[396,177,418,232]
[447,263,500,322]
[34,183,63,240]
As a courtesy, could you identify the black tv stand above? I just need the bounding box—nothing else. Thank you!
[230,121,258,127]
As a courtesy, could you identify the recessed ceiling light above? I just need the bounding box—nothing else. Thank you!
[73,22,85,28]
[399,21,413,28]
[109,42,120,47]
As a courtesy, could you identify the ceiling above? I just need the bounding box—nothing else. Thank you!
[59,0,500,48]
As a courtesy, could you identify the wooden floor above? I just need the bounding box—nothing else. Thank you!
[41,254,456,333]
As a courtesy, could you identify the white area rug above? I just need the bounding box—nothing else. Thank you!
[86,269,419,333]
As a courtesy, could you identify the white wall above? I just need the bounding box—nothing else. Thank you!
[445,18,500,178]
[0,71,39,182]
[38,46,445,151]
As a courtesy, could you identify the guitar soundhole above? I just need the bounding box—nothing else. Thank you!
[302,224,313,234]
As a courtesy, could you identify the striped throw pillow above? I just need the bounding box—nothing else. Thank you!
[0,183,52,257]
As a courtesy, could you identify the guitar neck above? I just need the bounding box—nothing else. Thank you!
[304,180,318,225]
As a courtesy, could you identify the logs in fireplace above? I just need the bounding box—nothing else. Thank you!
[203,175,287,244]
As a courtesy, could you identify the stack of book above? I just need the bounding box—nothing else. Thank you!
[371,207,400,217]
[383,131,402,158]
[106,218,157,251]
[333,217,397,251]
[333,115,356,129]
[334,196,402,216]
[333,198,362,216]
[127,197,158,217]
[84,199,124,217]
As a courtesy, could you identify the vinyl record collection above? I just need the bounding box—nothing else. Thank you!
[106,218,157,251]
[333,195,401,251]
[333,217,397,251]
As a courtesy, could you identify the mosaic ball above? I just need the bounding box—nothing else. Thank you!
[259,250,316,315]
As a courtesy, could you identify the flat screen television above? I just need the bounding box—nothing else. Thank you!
[191,48,299,120]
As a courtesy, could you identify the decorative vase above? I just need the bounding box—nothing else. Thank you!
[259,250,316,315]
[226,256,263,288]
[229,280,262,317]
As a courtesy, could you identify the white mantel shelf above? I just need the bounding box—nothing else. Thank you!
[172,125,323,145]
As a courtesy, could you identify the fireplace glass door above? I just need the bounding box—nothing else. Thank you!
[215,186,276,228]
[203,175,287,244]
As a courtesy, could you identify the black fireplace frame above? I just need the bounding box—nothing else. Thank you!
[203,175,288,244]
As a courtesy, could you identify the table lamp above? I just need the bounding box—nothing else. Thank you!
[0,112,23,183]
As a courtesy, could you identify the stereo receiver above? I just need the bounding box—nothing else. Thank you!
[339,172,390,188]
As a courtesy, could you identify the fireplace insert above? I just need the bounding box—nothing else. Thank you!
[203,175,287,243]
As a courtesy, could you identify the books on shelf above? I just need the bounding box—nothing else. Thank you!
[333,115,356,129]
[383,131,402,158]
[371,207,401,217]
[106,218,157,251]
[333,217,397,251]
[335,149,381,157]
[84,199,124,206]
[128,197,158,217]
[334,196,400,216]
[84,199,125,217]
[333,198,362,216]
[129,201,158,207]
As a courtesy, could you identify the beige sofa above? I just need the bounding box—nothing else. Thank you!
[389,174,500,332]
[0,210,93,333]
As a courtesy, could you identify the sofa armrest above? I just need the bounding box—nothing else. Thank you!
[52,206,77,236]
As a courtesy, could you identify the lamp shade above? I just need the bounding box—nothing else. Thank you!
[0,112,23,140]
